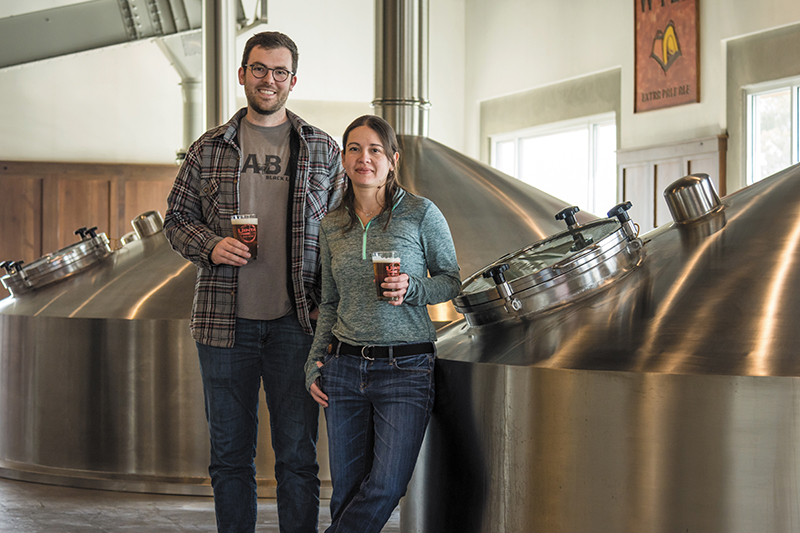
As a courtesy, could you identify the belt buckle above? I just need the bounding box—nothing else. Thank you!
[361,345,374,361]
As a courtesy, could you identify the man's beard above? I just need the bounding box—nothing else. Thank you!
[245,83,289,116]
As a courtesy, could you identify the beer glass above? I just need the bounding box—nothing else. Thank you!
[372,251,401,301]
[231,214,258,260]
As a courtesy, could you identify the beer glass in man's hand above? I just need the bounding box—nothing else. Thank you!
[231,214,258,260]
[372,251,401,301]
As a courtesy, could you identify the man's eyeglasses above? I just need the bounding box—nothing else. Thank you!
[243,64,294,82]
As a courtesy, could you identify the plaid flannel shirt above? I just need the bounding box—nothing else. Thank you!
[164,108,346,347]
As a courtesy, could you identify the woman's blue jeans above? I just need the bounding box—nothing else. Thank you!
[320,346,435,533]
[197,316,320,533]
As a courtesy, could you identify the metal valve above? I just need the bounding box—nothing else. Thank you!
[607,201,638,240]
[483,264,522,313]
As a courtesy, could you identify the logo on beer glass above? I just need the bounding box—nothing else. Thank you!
[386,262,400,277]
[372,251,401,301]
[231,214,258,260]
[238,224,257,243]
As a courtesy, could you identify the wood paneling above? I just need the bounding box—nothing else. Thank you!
[617,135,727,232]
[654,160,682,228]
[123,180,174,235]
[56,179,111,251]
[0,160,177,300]
[0,177,42,266]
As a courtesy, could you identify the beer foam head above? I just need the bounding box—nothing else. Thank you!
[232,217,257,225]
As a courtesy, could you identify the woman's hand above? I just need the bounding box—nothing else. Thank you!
[382,272,410,306]
[309,361,328,407]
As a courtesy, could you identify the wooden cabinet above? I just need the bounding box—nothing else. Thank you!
[617,135,727,232]
[0,161,178,299]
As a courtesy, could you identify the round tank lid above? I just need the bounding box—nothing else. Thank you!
[455,216,641,326]
[132,211,164,239]
[1,232,112,297]
[664,173,722,224]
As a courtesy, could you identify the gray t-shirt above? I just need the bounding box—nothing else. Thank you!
[236,118,293,320]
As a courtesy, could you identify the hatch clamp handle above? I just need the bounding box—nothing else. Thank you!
[607,201,639,241]
[75,226,99,240]
[556,206,593,251]
[0,260,24,275]
[483,263,522,313]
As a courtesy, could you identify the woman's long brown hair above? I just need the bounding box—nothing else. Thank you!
[339,115,404,232]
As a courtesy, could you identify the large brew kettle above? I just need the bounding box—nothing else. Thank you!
[401,165,800,533]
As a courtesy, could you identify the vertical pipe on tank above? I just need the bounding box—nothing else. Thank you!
[373,0,430,137]
[203,0,238,129]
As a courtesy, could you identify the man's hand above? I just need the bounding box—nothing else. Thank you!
[211,237,250,266]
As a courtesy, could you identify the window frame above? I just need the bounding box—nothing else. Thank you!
[744,77,800,185]
[489,113,617,214]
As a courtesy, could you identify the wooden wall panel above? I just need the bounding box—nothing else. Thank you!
[617,135,727,233]
[0,160,176,301]
[123,179,174,236]
[654,160,682,228]
[56,179,111,251]
[687,153,724,196]
[0,177,43,300]
[0,177,42,263]
[621,164,650,231]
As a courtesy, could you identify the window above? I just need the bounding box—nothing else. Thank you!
[490,114,617,216]
[746,80,800,184]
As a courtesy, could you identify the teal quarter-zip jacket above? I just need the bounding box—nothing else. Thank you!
[304,189,461,390]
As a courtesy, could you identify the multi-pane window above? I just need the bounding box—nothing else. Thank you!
[490,114,617,216]
[746,81,800,184]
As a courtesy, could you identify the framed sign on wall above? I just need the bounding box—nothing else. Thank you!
[635,0,699,113]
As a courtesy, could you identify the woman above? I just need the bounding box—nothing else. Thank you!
[304,115,461,532]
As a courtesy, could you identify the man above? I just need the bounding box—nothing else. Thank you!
[164,31,345,533]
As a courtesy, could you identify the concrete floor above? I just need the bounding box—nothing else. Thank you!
[0,477,400,532]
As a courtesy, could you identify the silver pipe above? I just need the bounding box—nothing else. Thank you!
[373,0,430,136]
[181,79,204,152]
[203,0,238,129]
[156,31,203,163]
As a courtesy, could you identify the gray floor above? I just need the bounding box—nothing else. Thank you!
[0,477,400,532]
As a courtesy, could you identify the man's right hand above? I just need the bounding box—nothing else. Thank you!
[211,237,251,266]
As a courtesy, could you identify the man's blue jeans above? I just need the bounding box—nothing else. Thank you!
[197,315,320,533]
[320,346,435,533]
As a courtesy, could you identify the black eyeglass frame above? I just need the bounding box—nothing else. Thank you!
[243,64,295,82]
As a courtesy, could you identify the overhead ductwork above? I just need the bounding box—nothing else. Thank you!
[0,0,210,69]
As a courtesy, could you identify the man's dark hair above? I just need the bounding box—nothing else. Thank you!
[241,31,299,73]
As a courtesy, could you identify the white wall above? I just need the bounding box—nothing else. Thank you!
[0,0,465,164]
[429,0,466,152]
[463,0,800,158]
[8,0,794,167]
[0,40,183,163]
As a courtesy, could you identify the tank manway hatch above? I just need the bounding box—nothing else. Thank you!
[454,203,643,327]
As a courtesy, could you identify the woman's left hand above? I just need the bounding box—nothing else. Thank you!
[382,273,409,306]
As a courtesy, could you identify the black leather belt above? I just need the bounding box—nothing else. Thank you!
[332,339,434,359]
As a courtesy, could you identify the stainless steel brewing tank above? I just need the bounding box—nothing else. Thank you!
[0,135,580,496]
[401,165,800,533]
[0,213,331,496]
